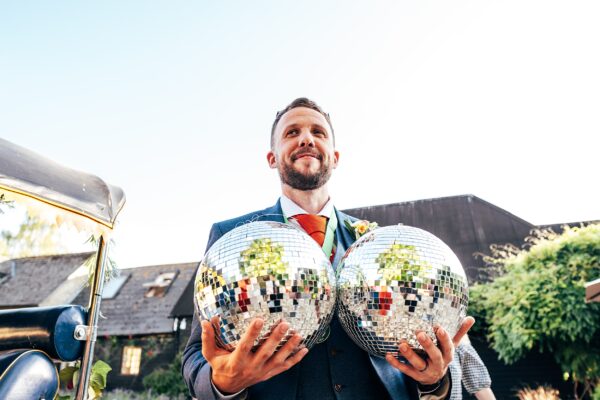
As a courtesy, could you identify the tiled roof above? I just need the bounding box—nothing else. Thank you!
[73,262,197,336]
[169,268,196,319]
[0,252,92,308]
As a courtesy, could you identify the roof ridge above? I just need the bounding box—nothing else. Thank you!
[467,196,533,227]
[118,261,198,271]
[343,194,476,211]
[1,251,95,263]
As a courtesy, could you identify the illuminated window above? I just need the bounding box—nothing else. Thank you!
[121,346,142,375]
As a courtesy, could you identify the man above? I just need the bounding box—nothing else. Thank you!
[182,98,474,399]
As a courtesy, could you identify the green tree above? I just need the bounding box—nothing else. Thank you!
[470,224,600,399]
[0,198,112,282]
[0,213,66,260]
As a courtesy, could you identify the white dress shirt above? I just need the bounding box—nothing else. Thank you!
[280,194,334,228]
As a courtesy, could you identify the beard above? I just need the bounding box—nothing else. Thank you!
[278,151,333,191]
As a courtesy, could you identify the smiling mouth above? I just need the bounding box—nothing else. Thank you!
[292,152,322,161]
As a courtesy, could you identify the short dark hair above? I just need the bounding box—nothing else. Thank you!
[270,97,335,148]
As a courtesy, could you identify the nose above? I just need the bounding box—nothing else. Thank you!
[298,128,315,147]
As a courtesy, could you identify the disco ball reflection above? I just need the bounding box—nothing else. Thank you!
[194,221,336,351]
[336,224,468,358]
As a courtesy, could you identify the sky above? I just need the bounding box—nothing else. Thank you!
[1,1,598,269]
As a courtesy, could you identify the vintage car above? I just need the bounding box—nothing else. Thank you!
[0,138,125,399]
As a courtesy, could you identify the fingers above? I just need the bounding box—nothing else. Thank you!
[267,332,304,367]
[263,335,309,380]
[235,318,264,356]
[417,331,444,367]
[279,343,308,369]
[399,340,429,372]
[201,318,219,361]
[386,352,412,375]
[433,326,454,365]
[452,316,475,347]
[253,321,290,364]
[386,331,448,385]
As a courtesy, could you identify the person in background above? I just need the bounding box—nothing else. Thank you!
[448,336,496,400]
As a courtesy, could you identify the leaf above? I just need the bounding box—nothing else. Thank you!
[92,359,112,376]
[86,386,99,400]
[344,219,354,233]
[89,360,112,391]
[89,374,104,393]
[83,234,120,288]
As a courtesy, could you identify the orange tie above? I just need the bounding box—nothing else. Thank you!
[292,214,327,246]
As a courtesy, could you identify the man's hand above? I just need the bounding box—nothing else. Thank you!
[201,316,309,394]
[385,317,475,385]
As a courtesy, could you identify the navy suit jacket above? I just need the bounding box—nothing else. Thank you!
[182,201,421,399]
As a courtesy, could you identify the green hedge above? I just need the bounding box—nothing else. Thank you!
[470,224,600,397]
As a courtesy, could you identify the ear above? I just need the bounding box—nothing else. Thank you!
[267,150,277,169]
[332,150,340,169]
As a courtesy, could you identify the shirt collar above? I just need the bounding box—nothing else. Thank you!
[280,194,334,219]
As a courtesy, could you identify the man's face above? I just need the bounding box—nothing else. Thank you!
[267,107,339,191]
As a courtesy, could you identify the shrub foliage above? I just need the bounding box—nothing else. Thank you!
[142,352,189,398]
[470,224,600,398]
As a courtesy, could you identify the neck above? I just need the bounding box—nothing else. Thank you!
[281,184,330,214]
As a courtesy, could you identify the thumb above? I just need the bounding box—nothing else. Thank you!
[201,319,219,361]
[452,316,475,347]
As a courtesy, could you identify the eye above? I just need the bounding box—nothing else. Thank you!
[312,128,326,137]
[286,129,299,137]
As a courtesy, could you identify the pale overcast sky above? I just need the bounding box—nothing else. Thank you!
[1,1,598,268]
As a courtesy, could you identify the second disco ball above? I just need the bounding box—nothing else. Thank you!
[337,224,469,358]
[194,220,336,351]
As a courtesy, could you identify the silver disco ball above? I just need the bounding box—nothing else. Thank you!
[337,225,468,358]
[194,220,336,351]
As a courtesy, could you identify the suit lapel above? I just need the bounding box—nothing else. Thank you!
[335,208,356,248]
[258,200,285,223]
[332,208,356,271]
